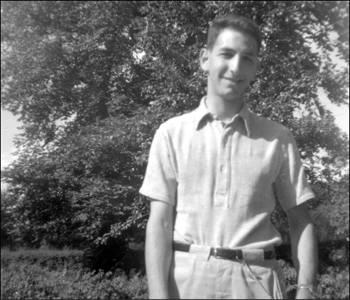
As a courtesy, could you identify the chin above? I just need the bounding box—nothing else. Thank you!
[222,91,244,101]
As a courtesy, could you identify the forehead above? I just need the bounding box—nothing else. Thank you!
[212,28,259,55]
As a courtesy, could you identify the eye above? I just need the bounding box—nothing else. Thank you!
[221,52,233,58]
[243,56,254,63]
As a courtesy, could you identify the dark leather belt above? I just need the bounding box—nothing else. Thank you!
[173,242,275,260]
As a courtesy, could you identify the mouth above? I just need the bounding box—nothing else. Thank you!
[224,78,244,84]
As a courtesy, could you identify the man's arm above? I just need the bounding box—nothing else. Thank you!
[287,202,318,299]
[145,199,174,299]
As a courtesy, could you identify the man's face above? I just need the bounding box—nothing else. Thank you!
[200,28,259,102]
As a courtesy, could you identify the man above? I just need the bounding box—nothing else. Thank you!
[140,14,318,299]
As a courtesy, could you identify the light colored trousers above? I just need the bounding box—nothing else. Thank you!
[168,246,287,299]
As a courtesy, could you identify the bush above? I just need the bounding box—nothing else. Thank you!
[318,265,349,299]
[1,247,84,270]
[1,255,148,299]
[82,236,128,274]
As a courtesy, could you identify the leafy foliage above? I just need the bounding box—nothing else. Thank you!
[1,247,83,269]
[1,255,148,299]
[1,0,349,266]
[318,265,349,299]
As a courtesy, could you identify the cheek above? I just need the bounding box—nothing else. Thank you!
[210,59,227,74]
[246,66,257,80]
[250,63,258,75]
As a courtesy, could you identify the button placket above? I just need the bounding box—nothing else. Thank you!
[215,127,232,207]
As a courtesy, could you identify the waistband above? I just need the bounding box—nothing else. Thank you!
[173,242,275,261]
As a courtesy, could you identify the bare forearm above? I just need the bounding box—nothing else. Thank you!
[290,221,318,285]
[145,216,173,298]
[288,203,318,299]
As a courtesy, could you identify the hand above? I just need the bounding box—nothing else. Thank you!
[295,288,317,299]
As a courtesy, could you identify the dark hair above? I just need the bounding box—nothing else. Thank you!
[207,14,262,53]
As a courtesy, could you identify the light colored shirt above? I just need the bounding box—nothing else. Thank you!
[140,97,315,250]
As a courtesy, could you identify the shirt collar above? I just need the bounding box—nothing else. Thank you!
[195,96,252,137]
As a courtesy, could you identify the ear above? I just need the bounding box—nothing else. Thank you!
[256,58,261,71]
[199,48,209,72]
[251,58,260,82]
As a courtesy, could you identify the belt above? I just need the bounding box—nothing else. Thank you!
[173,242,275,260]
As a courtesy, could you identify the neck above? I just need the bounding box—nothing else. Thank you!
[205,94,245,123]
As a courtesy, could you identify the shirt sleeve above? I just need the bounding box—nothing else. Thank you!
[273,129,315,211]
[139,125,177,206]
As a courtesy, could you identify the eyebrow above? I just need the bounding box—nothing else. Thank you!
[219,47,257,56]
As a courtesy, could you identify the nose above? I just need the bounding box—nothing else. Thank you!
[229,55,243,75]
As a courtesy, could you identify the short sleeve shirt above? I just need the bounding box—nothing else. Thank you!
[139,97,315,250]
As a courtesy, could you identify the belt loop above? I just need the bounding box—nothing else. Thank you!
[242,249,264,261]
[214,247,218,259]
[238,249,243,261]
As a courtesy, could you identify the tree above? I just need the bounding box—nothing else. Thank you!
[1,1,348,253]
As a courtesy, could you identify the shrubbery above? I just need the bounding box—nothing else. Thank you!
[1,262,148,299]
[1,248,148,299]
[1,247,84,270]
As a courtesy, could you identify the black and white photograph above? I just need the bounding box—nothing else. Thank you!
[1,1,349,299]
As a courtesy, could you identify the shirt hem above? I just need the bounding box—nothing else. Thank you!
[285,192,315,211]
[139,188,175,206]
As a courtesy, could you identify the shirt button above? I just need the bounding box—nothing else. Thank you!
[220,165,225,172]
